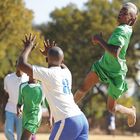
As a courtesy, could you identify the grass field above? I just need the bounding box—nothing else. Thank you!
[0,133,140,140]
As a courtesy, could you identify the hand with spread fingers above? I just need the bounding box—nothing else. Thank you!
[22,33,37,50]
[40,40,57,56]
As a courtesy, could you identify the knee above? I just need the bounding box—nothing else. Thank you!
[5,129,14,139]
[107,105,115,114]
[5,127,9,136]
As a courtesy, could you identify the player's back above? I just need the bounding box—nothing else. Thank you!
[20,82,43,114]
[33,66,82,122]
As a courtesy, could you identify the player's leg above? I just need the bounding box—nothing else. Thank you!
[31,134,36,140]
[21,129,32,140]
[74,71,99,102]
[79,71,99,92]
[15,115,22,140]
[49,119,67,140]
[4,111,15,140]
[49,114,89,140]
[76,114,89,140]
[107,96,136,127]
[76,135,88,140]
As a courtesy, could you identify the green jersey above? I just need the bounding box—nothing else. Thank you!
[92,24,132,99]
[18,82,45,133]
[99,24,132,74]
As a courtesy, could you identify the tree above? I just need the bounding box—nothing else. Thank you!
[0,0,32,76]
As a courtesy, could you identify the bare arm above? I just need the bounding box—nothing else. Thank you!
[17,34,37,77]
[1,91,9,109]
[3,91,9,100]
[47,105,54,129]
[92,33,121,58]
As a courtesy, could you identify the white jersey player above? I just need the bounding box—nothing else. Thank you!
[17,34,89,140]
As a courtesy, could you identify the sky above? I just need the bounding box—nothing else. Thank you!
[24,0,87,24]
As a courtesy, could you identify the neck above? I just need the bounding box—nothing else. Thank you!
[48,64,60,68]
[16,71,22,77]
[28,79,37,84]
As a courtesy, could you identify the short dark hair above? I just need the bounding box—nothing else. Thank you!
[48,47,63,60]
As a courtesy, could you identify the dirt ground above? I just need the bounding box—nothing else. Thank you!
[0,133,140,140]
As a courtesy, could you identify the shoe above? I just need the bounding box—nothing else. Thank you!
[127,106,136,127]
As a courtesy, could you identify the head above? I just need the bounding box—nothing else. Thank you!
[47,46,64,67]
[118,2,138,26]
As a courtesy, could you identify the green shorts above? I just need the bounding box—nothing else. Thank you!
[23,122,40,134]
[22,114,42,134]
[91,61,128,99]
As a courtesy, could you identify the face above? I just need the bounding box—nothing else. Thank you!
[118,7,131,24]
[118,6,137,26]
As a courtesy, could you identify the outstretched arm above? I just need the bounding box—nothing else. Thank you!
[92,33,121,58]
[17,34,37,77]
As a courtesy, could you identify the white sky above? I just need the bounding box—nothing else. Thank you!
[24,0,87,24]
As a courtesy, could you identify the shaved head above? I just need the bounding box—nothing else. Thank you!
[48,46,64,66]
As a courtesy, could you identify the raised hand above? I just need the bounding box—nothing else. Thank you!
[92,32,103,45]
[40,39,57,56]
[22,33,37,50]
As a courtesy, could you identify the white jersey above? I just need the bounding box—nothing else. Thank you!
[4,72,29,113]
[33,65,82,122]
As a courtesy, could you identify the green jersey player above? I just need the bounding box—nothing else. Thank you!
[17,76,50,140]
[74,2,138,127]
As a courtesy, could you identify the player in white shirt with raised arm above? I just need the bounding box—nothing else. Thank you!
[17,34,89,140]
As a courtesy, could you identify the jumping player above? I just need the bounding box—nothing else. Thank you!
[74,2,138,127]
[17,34,89,140]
